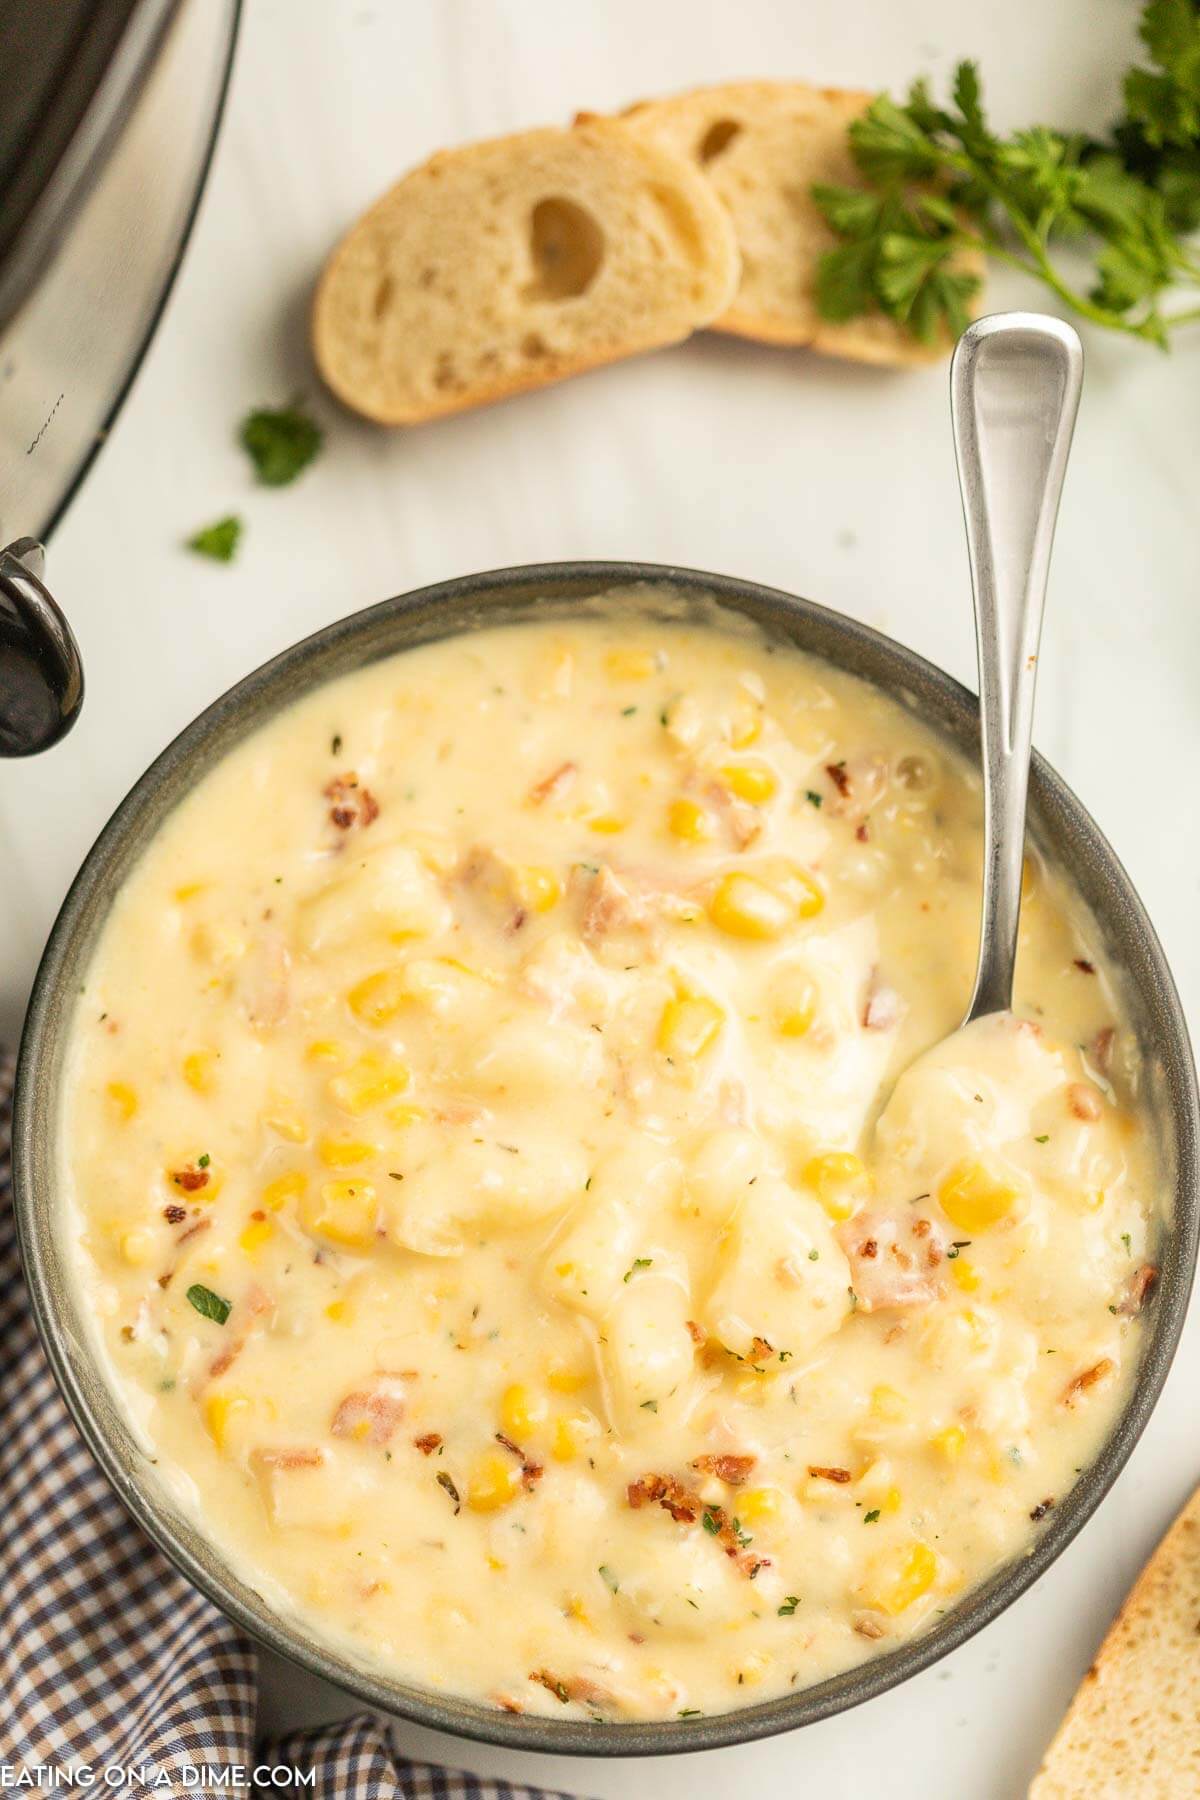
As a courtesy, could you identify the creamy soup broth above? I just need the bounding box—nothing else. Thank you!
[62,604,1159,1721]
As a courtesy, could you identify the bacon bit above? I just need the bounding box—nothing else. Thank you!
[1030,1497,1055,1522]
[170,1165,209,1193]
[692,1453,756,1486]
[531,1669,571,1705]
[826,762,851,798]
[862,974,904,1032]
[494,1693,526,1715]
[253,1447,325,1471]
[527,761,578,805]
[162,1203,187,1225]
[855,822,870,843]
[413,1432,443,1456]
[1118,1263,1158,1317]
[808,1465,852,1484]
[331,1374,408,1446]
[324,772,379,831]
[746,1336,774,1364]
[529,1669,613,1708]
[853,1613,887,1640]
[206,1284,273,1383]
[1062,1357,1116,1408]
[496,1431,544,1490]
[838,1210,946,1312]
[1091,1025,1116,1078]
[1074,958,1097,975]
[1067,1082,1103,1122]
[685,1319,707,1346]
[627,1472,700,1524]
[157,1215,212,1287]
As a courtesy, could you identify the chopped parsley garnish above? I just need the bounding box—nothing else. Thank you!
[1034,1133,1050,1144]
[639,1399,659,1412]
[186,1283,231,1325]
[808,1248,820,1261]
[621,705,637,717]
[623,1257,653,1283]
[946,1240,971,1259]
[805,790,823,808]
[197,1153,211,1169]
[436,1470,461,1513]
[239,401,323,486]
[599,1564,620,1592]
[863,1508,881,1524]
[331,733,343,755]
[778,1595,801,1616]
[701,1506,721,1536]
[1122,1232,1132,1254]
[679,1708,703,1718]
[186,516,242,563]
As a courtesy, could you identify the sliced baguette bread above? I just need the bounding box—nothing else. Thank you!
[1029,1482,1200,1799]
[618,80,963,367]
[313,120,739,425]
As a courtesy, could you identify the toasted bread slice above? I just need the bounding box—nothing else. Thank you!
[313,120,739,424]
[1029,1483,1200,1799]
[619,80,965,367]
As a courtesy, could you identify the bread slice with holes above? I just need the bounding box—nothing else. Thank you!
[1029,1482,1200,1799]
[312,120,739,424]
[618,80,967,367]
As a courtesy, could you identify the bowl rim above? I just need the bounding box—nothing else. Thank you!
[13,558,1199,1758]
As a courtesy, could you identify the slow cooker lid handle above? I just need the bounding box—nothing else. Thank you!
[0,538,83,756]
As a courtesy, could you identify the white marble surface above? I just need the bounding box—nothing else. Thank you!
[6,1,1200,1794]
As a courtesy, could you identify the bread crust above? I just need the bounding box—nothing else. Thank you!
[313,119,739,426]
[1029,1482,1200,1799]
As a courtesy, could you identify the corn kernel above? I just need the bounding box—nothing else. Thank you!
[239,1216,274,1255]
[882,1485,903,1515]
[120,1229,154,1267]
[329,1054,410,1116]
[261,1103,309,1144]
[605,648,658,681]
[347,969,407,1028]
[547,1362,588,1394]
[318,1137,377,1169]
[486,1553,507,1572]
[709,865,823,940]
[106,1081,138,1123]
[772,968,817,1038]
[873,1541,938,1615]
[500,1383,548,1442]
[262,1169,306,1211]
[182,1051,217,1095]
[386,1103,426,1129]
[938,1160,1021,1232]
[467,1450,522,1512]
[803,1152,870,1222]
[658,994,725,1060]
[870,1385,909,1423]
[931,1425,966,1462]
[301,1180,378,1249]
[552,1415,587,1461]
[951,1256,981,1293]
[738,1486,783,1524]
[173,881,206,903]
[205,1392,250,1452]
[566,1594,595,1629]
[513,866,561,913]
[306,1039,345,1065]
[325,1298,354,1324]
[667,797,714,842]
[586,813,628,835]
[720,762,777,804]
[728,702,763,749]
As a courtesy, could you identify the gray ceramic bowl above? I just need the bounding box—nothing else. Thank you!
[14,562,1199,1757]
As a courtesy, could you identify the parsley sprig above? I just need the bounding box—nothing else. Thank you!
[813,4,1200,348]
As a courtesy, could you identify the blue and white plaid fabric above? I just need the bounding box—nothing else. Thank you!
[0,1054,575,1799]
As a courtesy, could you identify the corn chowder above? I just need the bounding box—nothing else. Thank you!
[62,606,1159,1723]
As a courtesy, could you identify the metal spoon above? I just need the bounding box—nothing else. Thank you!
[952,312,1083,1026]
[0,538,84,756]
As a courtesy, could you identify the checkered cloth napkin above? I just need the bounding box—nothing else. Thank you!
[0,1055,576,1798]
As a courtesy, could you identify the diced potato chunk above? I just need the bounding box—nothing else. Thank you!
[703,1178,851,1361]
[298,845,450,952]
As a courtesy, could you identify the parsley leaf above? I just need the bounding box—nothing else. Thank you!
[778,1595,801,1615]
[863,1508,882,1524]
[186,1283,231,1325]
[186,516,242,563]
[813,26,1200,348]
[239,401,323,486]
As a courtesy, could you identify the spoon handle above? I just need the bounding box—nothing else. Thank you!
[952,312,1083,1024]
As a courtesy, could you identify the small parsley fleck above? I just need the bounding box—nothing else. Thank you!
[186,516,242,563]
[778,1595,800,1615]
[623,1256,653,1283]
[863,1508,881,1524]
[805,790,823,808]
[185,1283,231,1325]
